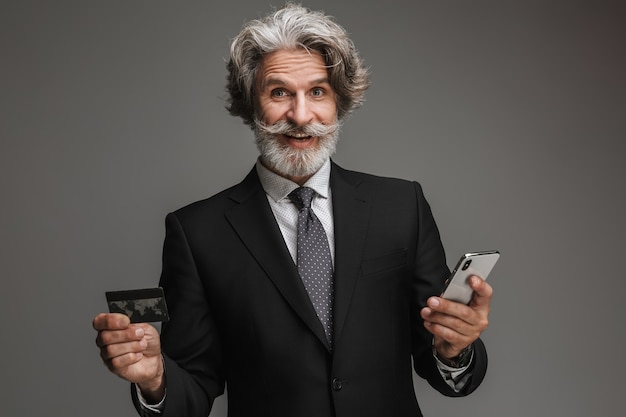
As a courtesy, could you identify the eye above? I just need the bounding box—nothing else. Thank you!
[271,89,288,98]
[311,88,324,97]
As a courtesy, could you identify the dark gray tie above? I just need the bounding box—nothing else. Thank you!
[289,186,334,345]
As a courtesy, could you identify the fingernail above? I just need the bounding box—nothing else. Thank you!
[429,298,440,307]
[139,339,148,348]
[135,328,144,338]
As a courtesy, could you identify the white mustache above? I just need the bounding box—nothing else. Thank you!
[255,119,340,138]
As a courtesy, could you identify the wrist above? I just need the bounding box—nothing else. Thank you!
[137,356,166,403]
[435,344,473,368]
[138,375,165,403]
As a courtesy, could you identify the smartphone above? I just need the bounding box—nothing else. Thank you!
[440,250,500,304]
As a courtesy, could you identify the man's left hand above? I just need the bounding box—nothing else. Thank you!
[420,275,493,362]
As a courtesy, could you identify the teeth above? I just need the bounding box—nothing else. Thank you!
[289,132,308,139]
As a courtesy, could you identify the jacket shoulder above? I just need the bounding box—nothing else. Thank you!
[331,163,425,194]
[171,167,261,223]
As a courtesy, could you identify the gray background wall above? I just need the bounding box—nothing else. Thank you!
[2,1,624,416]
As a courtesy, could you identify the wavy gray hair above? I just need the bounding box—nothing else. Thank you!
[226,3,370,127]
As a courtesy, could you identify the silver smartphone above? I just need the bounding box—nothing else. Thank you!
[440,250,500,304]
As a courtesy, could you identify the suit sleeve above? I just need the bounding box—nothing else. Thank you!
[132,212,225,416]
[410,182,488,397]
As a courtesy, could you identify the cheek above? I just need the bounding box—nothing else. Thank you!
[313,95,338,121]
[258,103,286,125]
[319,103,338,124]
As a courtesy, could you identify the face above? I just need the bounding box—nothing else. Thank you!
[253,49,340,183]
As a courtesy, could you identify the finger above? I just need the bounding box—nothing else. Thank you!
[423,320,471,347]
[92,313,130,331]
[102,338,148,360]
[421,305,479,340]
[426,297,478,325]
[469,276,493,308]
[96,326,145,348]
[105,350,145,374]
[422,307,474,334]
[134,323,162,355]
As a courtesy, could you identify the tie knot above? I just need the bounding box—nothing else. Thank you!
[288,186,315,210]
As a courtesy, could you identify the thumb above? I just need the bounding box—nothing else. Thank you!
[469,276,493,308]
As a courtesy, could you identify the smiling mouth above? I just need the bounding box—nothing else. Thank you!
[285,132,312,140]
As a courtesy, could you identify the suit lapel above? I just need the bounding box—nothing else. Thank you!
[225,168,330,349]
[330,163,371,345]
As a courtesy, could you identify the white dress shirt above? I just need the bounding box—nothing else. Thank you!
[256,158,335,265]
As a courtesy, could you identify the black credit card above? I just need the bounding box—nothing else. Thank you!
[105,287,170,323]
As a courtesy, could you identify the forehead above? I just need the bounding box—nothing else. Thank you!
[256,49,329,88]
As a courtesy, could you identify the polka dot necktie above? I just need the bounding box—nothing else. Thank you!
[288,186,334,345]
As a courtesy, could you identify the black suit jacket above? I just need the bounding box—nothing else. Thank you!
[132,162,487,417]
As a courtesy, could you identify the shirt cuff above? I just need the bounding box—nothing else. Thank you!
[433,343,474,392]
[135,383,166,414]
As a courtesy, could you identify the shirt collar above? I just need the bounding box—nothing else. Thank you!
[256,158,331,203]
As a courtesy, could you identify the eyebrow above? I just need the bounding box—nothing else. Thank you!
[260,77,331,91]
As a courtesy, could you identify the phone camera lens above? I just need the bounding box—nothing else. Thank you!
[462,260,472,271]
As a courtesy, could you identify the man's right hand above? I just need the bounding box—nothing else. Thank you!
[93,313,165,402]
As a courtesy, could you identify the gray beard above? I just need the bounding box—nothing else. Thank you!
[253,119,341,179]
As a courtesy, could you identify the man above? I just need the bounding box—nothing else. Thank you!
[93,4,492,417]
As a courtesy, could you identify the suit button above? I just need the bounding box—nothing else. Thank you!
[331,378,343,391]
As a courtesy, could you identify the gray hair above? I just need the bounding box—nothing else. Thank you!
[226,3,370,126]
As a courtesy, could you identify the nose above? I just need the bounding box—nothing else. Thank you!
[287,93,313,126]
